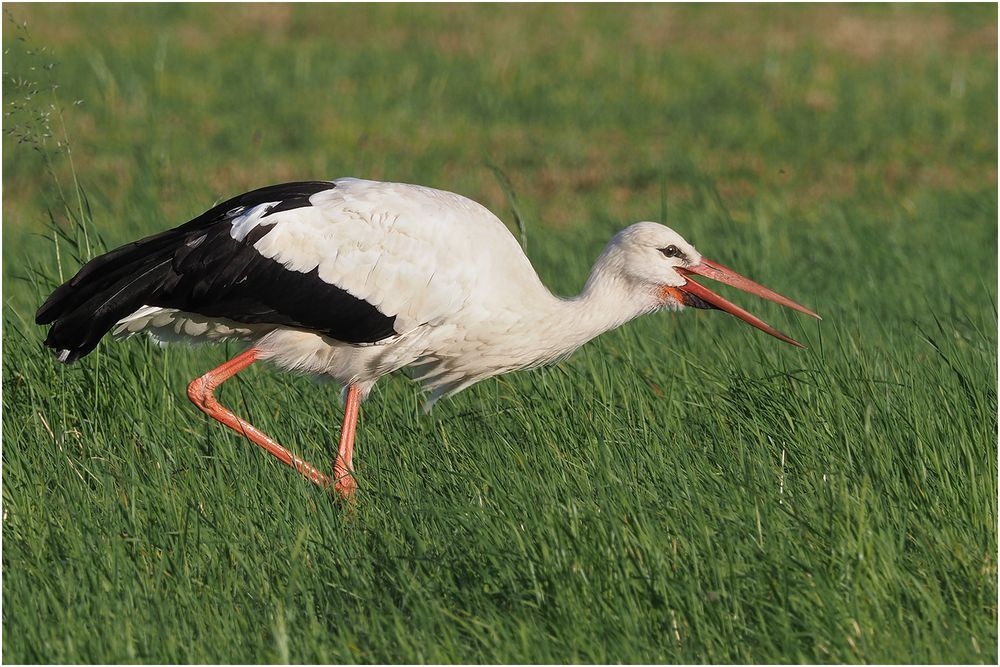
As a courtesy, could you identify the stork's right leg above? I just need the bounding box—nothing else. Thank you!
[186,348,341,495]
[332,384,361,498]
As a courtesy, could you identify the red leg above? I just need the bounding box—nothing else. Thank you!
[333,384,361,498]
[187,348,358,499]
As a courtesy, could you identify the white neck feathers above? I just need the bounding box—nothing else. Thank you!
[518,252,661,367]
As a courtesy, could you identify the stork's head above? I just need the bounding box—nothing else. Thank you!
[607,222,820,347]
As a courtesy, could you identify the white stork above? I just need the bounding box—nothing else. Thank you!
[36,178,819,499]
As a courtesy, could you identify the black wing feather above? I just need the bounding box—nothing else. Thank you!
[36,180,399,362]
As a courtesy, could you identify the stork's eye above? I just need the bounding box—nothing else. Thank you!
[660,245,683,259]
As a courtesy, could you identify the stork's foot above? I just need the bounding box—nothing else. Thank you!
[333,475,357,500]
[332,456,357,500]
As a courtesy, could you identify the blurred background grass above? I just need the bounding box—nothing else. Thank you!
[3,3,997,663]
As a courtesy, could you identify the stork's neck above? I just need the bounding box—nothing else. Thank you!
[520,255,659,366]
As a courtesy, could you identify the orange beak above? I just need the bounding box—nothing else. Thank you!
[668,258,821,348]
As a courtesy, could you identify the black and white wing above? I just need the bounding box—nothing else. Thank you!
[37,181,396,361]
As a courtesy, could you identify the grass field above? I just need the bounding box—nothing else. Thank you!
[3,4,997,663]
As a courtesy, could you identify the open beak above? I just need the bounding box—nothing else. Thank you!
[669,258,821,348]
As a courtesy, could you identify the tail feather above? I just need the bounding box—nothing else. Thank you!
[37,249,179,363]
[37,180,343,363]
[36,200,226,362]
[35,228,184,325]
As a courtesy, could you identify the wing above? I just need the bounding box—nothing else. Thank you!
[152,180,401,344]
[37,181,398,361]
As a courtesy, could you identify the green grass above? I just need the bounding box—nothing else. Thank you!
[3,4,997,663]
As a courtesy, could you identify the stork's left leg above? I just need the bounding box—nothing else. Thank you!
[187,348,341,496]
